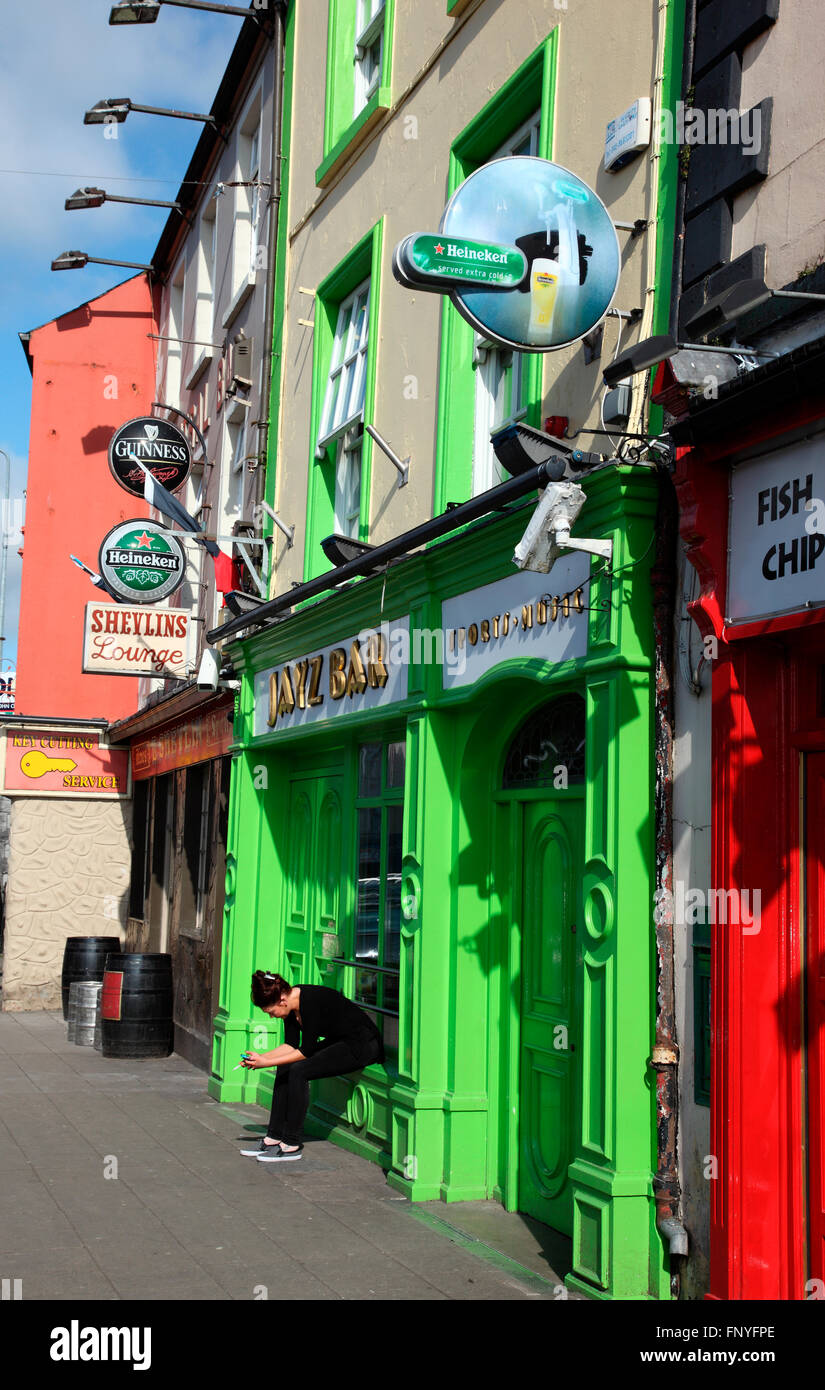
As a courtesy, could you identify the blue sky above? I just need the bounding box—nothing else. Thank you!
[0,0,241,671]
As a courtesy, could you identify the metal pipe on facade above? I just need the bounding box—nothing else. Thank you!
[650,461,689,1291]
[254,1,286,519]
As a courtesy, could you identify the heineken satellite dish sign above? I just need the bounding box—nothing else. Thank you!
[393,157,620,352]
[109,416,191,497]
[99,519,186,604]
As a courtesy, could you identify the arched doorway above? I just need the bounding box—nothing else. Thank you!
[502,693,585,1235]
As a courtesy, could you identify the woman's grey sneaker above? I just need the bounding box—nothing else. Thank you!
[256,1144,303,1162]
[240,1138,281,1156]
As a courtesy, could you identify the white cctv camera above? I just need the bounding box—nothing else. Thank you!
[513,480,613,574]
[196,646,220,692]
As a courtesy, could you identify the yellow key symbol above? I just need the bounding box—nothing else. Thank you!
[20,750,77,779]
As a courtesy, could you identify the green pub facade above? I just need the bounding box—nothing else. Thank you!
[208,463,668,1300]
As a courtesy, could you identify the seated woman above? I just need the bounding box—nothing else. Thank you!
[240,971,384,1161]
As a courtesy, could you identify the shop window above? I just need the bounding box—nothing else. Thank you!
[316,0,393,187]
[693,917,711,1107]
[179,763,215,939]
[352,738,405,1058]
[435,32,558,512]
[502,693,585,789]
[129,779,151,920]
[305,224,383,578]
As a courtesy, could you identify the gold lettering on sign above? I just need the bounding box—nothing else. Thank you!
[277,668,296,718]
[468,623,478,646]
[537,599,548,625]
[329,648,347,700]
[480,619,490,643]
[367,633,388,688]
[268,672,279,727]
[308,654,324,706]
[294,659,309,709]
[521,604,533,630]
[574,588,584,613]
[561,595,570,619]
[492,616,500,639]
[502,613,510,636]
[346,641,368,698]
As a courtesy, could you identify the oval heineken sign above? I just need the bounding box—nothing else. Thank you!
[108,416,191,497]
[394,234,527,290]
[99,520,186,604]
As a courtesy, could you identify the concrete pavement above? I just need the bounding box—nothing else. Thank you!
[0,1010,582,1302]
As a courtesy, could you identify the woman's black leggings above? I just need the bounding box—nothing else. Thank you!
[267,1037,382,1145]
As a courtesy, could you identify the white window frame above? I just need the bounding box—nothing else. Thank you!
[316,278,370,455]
[354,0,385,116]
[224,89,263,327]
[472,110,541,496]
[189,194,218,388]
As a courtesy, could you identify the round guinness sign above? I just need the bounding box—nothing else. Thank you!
[108,416,191,496]
[99,519,186,604]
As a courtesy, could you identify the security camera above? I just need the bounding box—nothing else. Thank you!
[514,480,613,575]
[197,646,221,692]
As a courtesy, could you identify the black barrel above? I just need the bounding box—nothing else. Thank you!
[61,937,121,1021]
[100,954,173,1059]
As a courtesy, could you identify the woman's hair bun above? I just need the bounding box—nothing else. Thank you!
[251,971,291,1008]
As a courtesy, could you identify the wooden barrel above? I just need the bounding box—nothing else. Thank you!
[61,937,121,1021]
[100,954,173,1059]
[71,981,102,1047]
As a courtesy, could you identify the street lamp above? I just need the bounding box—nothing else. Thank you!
[84,97,217,127]
[110,0,270,23]
[51,250,154,271]
[65,186,184,213]
[684,276,825,340]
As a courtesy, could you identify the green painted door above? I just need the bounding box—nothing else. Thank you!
[282,774,343,984]
[518,799,582,1236]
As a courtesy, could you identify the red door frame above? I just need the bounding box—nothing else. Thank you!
[805,754,825,1288]
[675,398,825,1299]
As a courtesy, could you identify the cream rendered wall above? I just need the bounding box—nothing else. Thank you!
[270,0,667,587]
[2,798,129,1012]
[733,4,825,287]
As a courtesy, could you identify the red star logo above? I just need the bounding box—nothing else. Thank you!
[434,242,444,254]
[133,532,155,549]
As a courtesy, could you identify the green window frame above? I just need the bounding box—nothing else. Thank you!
[305,221,384,580]
[434,30,558,513]
[317,0,395,188]
[352,738,406,1062]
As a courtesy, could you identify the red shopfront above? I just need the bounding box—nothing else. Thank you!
[675,342,825,1300]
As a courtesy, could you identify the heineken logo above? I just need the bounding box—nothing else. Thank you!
[108,416,191,497]
[394,233,526,291]
[98,520,186,604]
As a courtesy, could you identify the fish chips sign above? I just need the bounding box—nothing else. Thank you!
[83,603,194,680]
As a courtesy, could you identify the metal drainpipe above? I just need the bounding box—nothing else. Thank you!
[650,461,689,1292]
[669,0,696,337]
[253,2,286,522]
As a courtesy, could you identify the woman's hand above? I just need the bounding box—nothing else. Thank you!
[242,1051,267,1069]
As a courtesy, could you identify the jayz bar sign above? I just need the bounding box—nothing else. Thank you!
[727,436,825,624]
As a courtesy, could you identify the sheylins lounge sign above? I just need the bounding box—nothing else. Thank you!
[98,519,186,604]
[393,156,620,352]
[83,603,194,680]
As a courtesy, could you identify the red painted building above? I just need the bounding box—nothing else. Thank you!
[674,338,825,1299]
[17,274,158,719]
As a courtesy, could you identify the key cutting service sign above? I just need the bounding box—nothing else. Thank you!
[1,727,131,798]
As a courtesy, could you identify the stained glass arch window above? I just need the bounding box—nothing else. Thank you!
[502,693,586,789]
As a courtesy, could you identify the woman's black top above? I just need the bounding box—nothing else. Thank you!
[285,984,384,1063]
